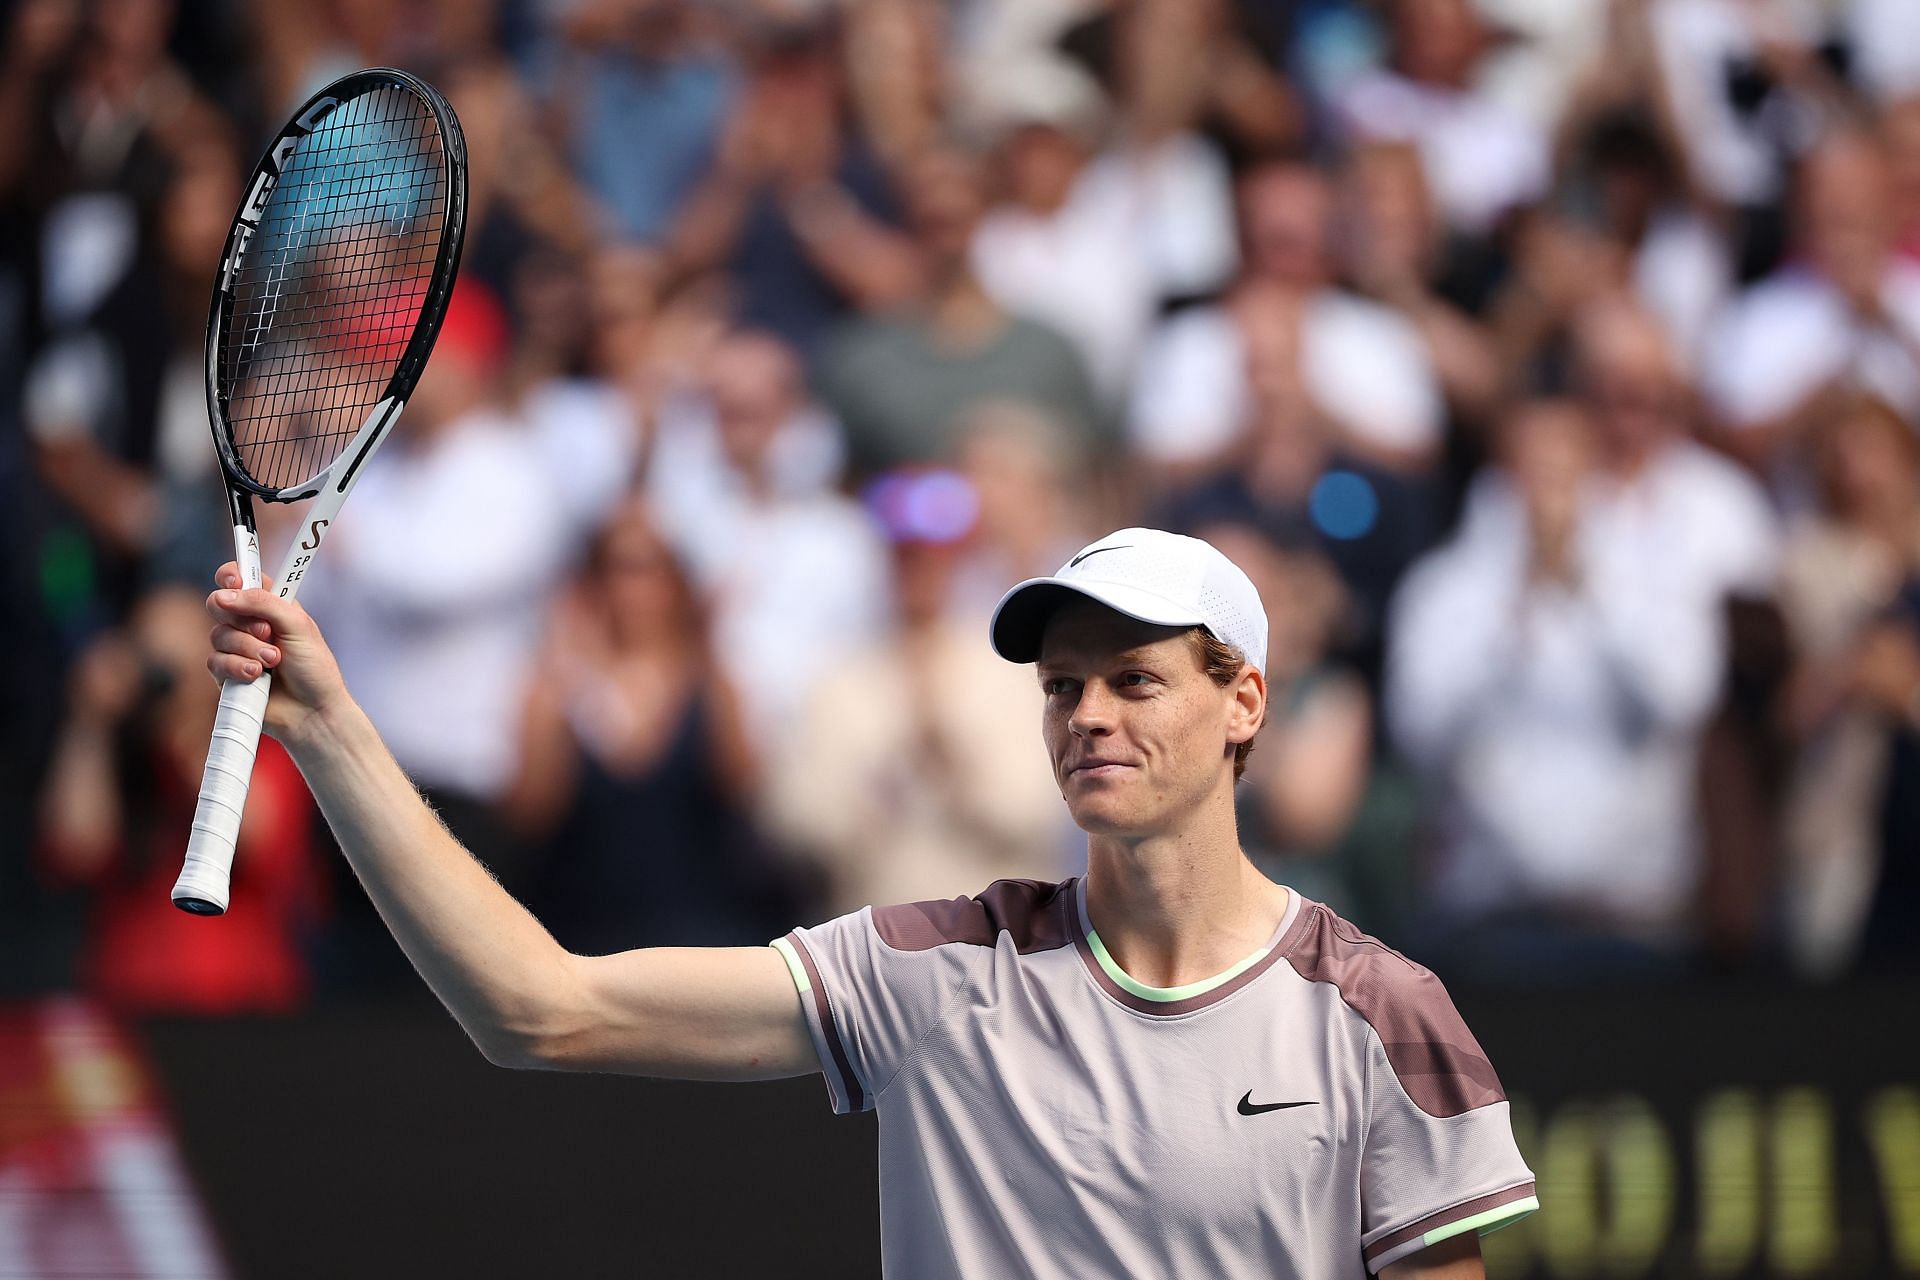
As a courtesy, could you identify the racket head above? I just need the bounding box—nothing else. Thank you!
[208,67,468,502]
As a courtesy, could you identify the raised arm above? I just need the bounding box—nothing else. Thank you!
[204,565,815,1081]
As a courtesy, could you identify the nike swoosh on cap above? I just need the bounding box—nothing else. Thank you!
[1069,544,1131,568]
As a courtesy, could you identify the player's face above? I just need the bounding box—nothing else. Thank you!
[1036,600,1243,839]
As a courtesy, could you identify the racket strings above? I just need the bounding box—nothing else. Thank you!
[223,85,449,492]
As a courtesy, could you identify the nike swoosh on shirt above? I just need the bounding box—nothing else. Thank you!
[1069,545,1131,568]
[1237,1092,1317,1116]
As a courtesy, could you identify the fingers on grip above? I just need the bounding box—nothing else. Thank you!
[208,656,263,683]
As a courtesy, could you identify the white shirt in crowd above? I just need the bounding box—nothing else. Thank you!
[764,620,1065,917]
[1072,134,1239,302]
[1387,443,1778,939]
[1336,69,1550,235]
[520,378,642,522]
[308,403,623,799]
[972,130,1238,403]
[646,396,890,751]
[1128,293,1445,463]
[1634,209,1735,376]
[972,179,1160,402]
[1702,262,1920,429]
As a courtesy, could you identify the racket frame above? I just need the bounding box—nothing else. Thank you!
[173,67,466,915]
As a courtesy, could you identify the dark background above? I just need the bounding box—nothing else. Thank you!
[140,980,1920,1279]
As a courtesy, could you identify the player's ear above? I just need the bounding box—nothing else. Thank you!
[1226,666,1265,745]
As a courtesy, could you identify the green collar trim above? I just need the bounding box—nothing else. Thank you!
[1083,927,1275,1003]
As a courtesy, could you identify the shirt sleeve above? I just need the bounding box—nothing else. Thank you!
[1357,992,1538,1273]
[772,907,982,1115]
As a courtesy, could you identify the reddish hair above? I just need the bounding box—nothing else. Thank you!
[1189,629,1257,781]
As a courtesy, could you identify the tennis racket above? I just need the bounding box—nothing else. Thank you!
[172,68,467,915]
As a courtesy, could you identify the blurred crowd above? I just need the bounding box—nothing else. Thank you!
[5,0,1920,1014]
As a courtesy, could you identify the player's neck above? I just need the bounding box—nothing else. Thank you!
[1082,803,1289,991]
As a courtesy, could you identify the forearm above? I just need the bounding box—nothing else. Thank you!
[290,700,586,1064]
[664,175,754,280]
[784,185,923,310]
[207,571,817,1080]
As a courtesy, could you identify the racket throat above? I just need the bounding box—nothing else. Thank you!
[228,489,264,591]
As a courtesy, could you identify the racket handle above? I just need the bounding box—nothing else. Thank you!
[172,672,273,916]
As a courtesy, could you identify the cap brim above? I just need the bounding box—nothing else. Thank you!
[989,578,1208,663]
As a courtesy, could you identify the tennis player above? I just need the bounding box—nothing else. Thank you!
[205,526,1536,1277]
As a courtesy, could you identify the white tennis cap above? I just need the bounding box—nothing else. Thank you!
[989,527,1268,672]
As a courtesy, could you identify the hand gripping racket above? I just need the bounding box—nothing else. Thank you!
[172,68,466,915]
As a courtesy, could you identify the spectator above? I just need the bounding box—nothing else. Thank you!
[1067,0,1255,294]
[38,587,322,1013]
[507,245,644,528]
[665,11,920,358]
[1576,111,1734,374]
[764,469,1066,914]
[646,328,889,748]
[1703,127,1920,480]
[1436,301,1779,964]
[969,74,1156,402]
[1158,283,1438,682]
[442,55,599,299]
[18,0,231,615]
[506,499,797,951]
[1572,297,1778,601]
[1777,396,1920,975]
[304,282,608,886]
[542,0,737,245]
[817,143,1103,477]
[1388,399,1727,980]
[944,399,1098,624]
[1550,0,1741,362]
[1336,0,1551,236]
[83,137,238,591]
[1340,140,1504,427]
[1570,297,1782,963]
[1129,160,1447,480]
[1488,202,1631,406]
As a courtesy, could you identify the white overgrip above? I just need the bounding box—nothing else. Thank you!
[172,520,268,915]
[173,673,272,913]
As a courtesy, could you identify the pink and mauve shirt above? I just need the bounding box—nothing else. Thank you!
[773,877,1536,1278]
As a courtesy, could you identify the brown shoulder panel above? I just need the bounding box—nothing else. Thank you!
[1283,903,1506,1118]
[871,878,1077,954]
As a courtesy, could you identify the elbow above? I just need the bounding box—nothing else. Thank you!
[472,1024,541,1071]
[467,952,603,1072]
[469,989,589,1072]
[474,1026,572,1072]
